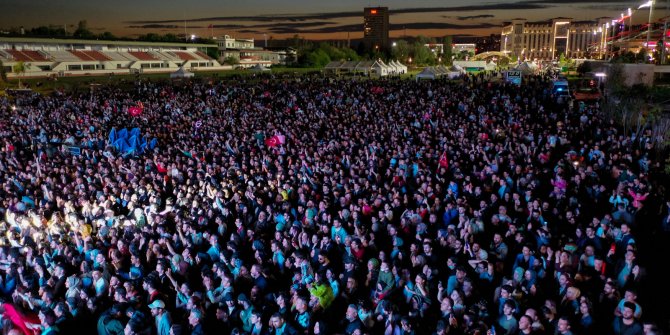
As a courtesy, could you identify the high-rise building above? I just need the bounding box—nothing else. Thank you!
[501,17,611,60]
[363,7,389,51]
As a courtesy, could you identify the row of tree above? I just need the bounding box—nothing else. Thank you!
[288,35,474,68]
[6,20,116,41]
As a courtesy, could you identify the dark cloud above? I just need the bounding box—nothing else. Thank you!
[579,5,628,11]
[267,24,360,34]
[457,15,496,20]
[128,24,201,29]
[237,21,333,29]
[391,22,500,30]
[524,0,633,3]
[126,2,548,24]
[128,13,501,34]
[266,22,500,34]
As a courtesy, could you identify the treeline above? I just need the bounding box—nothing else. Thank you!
[4,21,121,41]
[292,35,465,68]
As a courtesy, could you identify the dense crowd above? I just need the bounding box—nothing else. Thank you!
[0,73,668,335]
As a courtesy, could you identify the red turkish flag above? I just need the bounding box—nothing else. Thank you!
[265,136,280,147]
[439,151,449,169]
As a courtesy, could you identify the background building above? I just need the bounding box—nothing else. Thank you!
[363,7,389,51]
[476,34,502,53]
[0,37,222,78]
[216,35,296,68]
[501,18,610,60]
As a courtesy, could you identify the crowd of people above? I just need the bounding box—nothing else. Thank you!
[0,72,668,335]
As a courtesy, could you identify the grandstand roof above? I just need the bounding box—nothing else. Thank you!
[0,37,216,49]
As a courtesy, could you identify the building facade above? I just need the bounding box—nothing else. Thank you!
[0,37,223,78]
[501,18,610,60]
[363,7,390,51]
[216,35,296,68]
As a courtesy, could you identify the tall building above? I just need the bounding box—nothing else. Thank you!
[363,7,389,51]
[501,17,611,60]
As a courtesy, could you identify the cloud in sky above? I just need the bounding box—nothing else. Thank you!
[128,21,500,34]
[125,3,549,24]
[456,15,496,20]
[523,0,634,3]
[128,24,203,29]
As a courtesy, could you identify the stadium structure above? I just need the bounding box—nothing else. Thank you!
[0,37,227,78]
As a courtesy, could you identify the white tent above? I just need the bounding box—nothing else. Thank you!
[393,60,408,74]
[324,61,345,73]
[250,64,271,72]
[445,65,463,79]
[514,61,538,75]
[170,66,195,79]
[416,67,439,80]
[450,64,464,73]
[371,60,389,77]
[388,60,403,75]
[380,60,396,76]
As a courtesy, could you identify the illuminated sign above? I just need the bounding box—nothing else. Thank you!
[371,9,377,14]
[506,70,522,86]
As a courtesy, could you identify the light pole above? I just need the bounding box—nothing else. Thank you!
[602,22,610,59]
[639,0,654,47]
[628,8,633,39]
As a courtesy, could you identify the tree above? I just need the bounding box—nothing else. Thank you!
[443,36,453,65]
[98,31,116,40]
[0,59,7,82]
[13,61,30,88]
[305,49,331,67]
[391,40,410,61]
[73,20,94,39]
[204,47,219,60]
[223,56,240,66]
[577,61,592,76]
[411,42,436,66]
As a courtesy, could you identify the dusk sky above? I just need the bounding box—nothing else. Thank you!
[2,0,668,40]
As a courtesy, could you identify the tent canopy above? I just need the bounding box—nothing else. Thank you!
[514,61,538,75]
[250,64,271,71]
[416,67,439,80]
[170,66,195,79]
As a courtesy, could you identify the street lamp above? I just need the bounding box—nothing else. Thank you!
[628,8,633,38]
[639,0,654,47]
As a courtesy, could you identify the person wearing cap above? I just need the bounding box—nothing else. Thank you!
[148,300,172,335]
[237,293,254,333]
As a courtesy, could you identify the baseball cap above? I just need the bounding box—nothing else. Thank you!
[148,300,165,309]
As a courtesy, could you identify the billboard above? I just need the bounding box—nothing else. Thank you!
[506,70,522,86]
